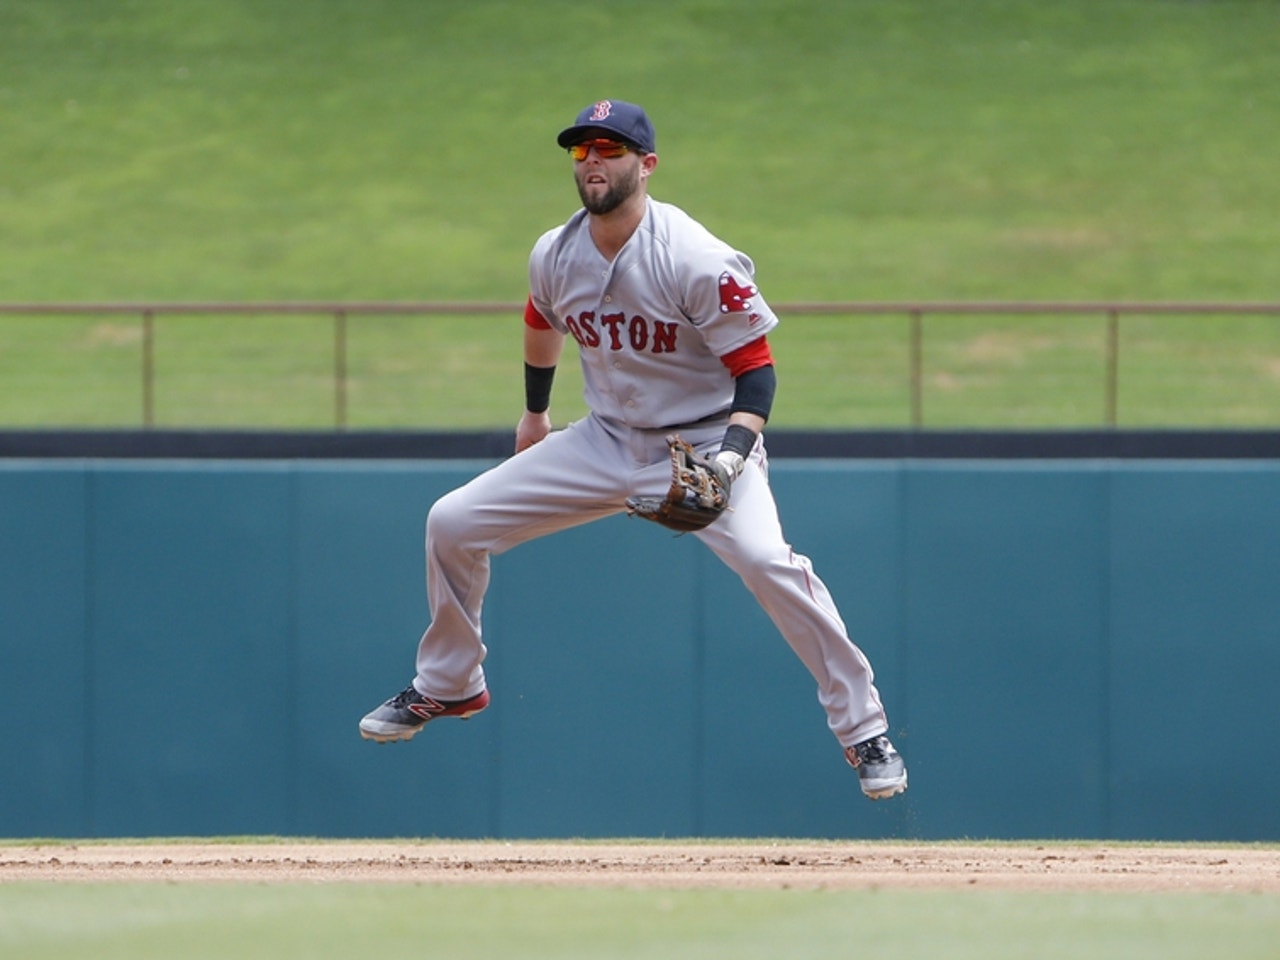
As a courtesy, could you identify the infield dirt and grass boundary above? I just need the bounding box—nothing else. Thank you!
[4,840,1280,892]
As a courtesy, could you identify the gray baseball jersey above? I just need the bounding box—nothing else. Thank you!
[529,199,779,429]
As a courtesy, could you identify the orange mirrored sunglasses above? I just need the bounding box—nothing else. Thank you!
[567,138,634,161]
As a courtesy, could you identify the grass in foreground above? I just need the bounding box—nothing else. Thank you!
[1,883,1278,960]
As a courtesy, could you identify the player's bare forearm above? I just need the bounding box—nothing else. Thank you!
[525,324,564,368]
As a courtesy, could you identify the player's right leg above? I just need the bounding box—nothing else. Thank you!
[360,414,628,742]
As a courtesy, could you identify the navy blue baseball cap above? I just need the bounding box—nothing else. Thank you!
[557,99,656,154]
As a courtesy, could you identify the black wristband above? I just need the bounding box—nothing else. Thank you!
[720,423,758,459]
[524,363,556,413]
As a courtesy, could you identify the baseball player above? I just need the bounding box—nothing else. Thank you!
[360,99,907,800]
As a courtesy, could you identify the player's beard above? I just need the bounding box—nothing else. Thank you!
[576,163,641,216]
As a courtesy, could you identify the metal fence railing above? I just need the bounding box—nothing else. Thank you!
[2,301,1279,429]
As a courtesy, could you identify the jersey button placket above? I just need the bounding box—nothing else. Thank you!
[606,287,620,371]
[595,281,628,420]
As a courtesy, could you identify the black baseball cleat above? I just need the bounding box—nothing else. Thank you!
[844,735,908,800]
[359,683,490,743]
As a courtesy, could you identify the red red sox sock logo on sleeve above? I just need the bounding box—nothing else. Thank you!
[719,272,762,325]
[718,272,756,313]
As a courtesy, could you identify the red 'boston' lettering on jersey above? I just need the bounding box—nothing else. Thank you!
[600,312,626,350]
[651,321,677,353]
[565,311,680,355]
[565,312,602,348]
[628,316,648,351]
[718,272,757,313]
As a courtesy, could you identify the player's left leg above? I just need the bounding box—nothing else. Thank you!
[693,446,907,798]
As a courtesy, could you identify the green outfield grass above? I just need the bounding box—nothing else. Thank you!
[2,0,1278,428]
[2,882,1278,960]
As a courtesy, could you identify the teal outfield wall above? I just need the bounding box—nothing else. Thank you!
[2,458,1278,840]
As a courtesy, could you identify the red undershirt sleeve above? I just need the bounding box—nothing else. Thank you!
[524,295,553,330]
[720,335,774,376]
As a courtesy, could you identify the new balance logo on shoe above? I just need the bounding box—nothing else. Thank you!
[359,683,490,743]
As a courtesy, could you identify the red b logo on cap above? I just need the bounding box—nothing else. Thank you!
[589,100,613,121]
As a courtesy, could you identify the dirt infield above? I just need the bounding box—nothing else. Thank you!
[3,840,1279,892]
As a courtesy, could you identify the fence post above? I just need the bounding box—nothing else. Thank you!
[909,309,923,428]
[1105,309,1119,427]
[142,309,155,428]
[334,309,348,430]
